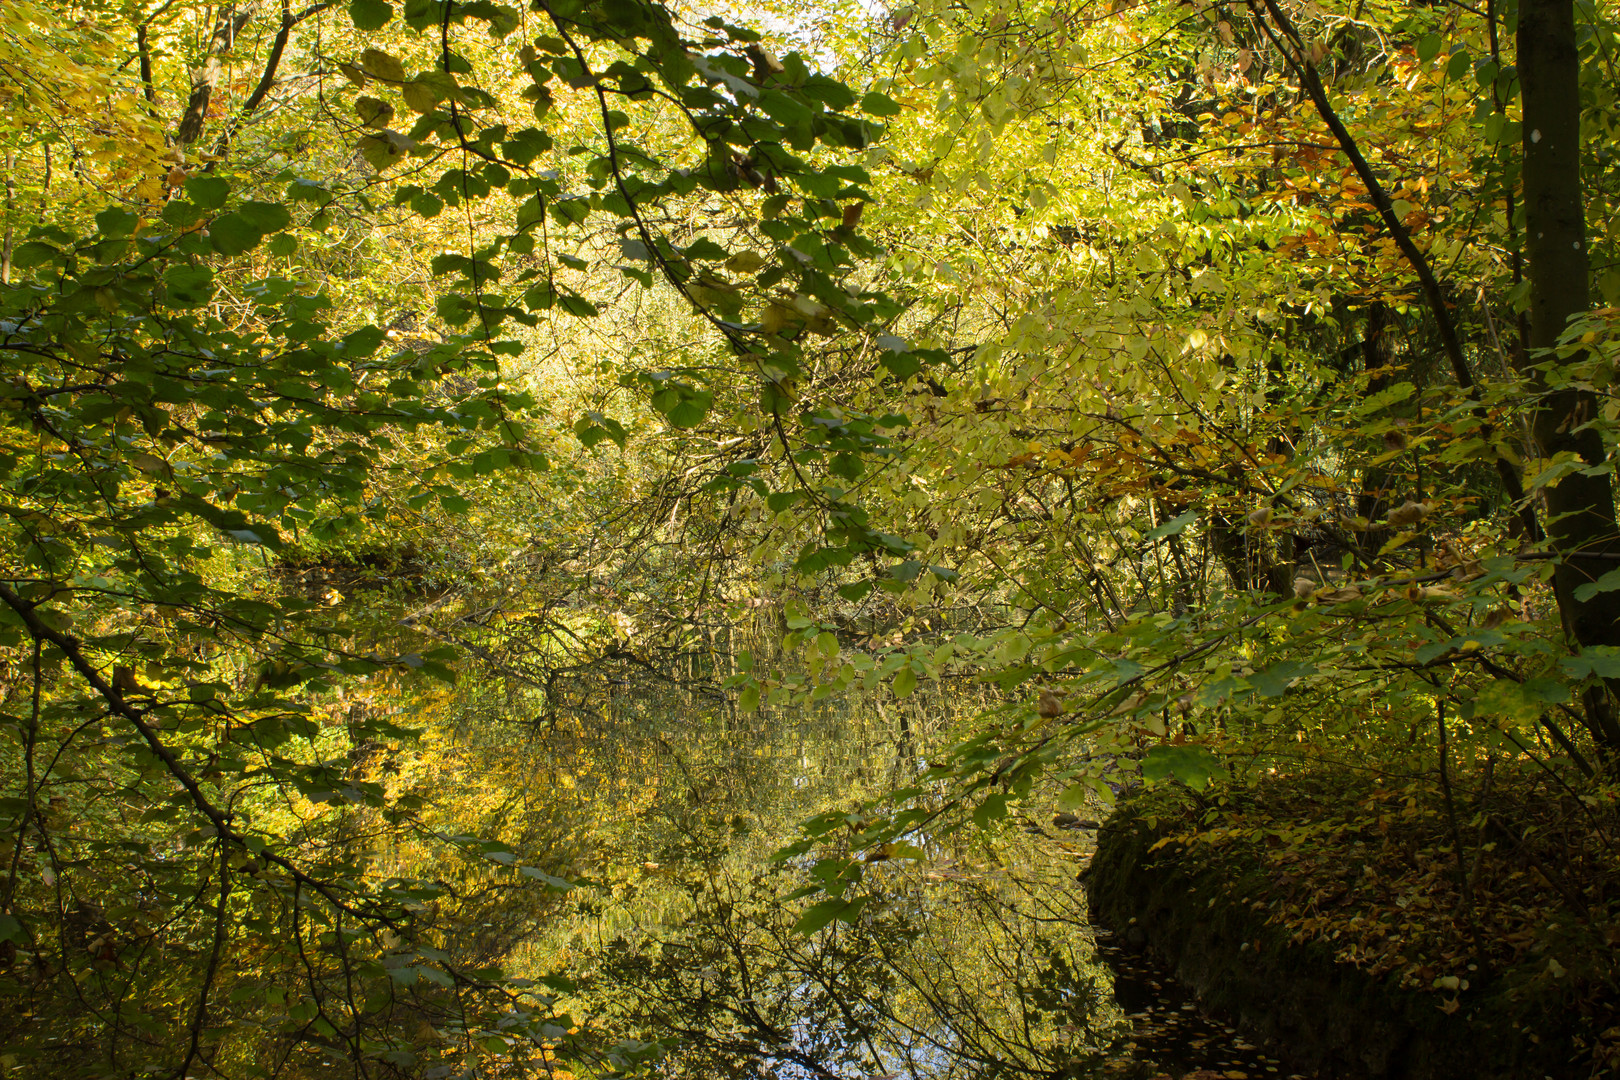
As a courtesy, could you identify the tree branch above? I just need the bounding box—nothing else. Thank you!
[177,2,266,146]
[1248,0,1542,544]
[209,0,329,160]
[0,582,397,925]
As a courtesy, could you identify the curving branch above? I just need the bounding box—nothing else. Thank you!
[210,0,335,160]
[0,581,399,925]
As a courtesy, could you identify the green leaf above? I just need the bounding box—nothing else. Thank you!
[360,48,406,82]
[860,91,902,117]
[209,213,264,256]
[239,201,291,232]
[892,665,917,698]
[286,178,330,203]
[683,238,729,261]
[436,294,474,326]
[1563,647,1620,680]
[1248,660,1315,698]
[518,865,575,891]
[186,175,230,209]
[1573,568,1620,602]
[791,896,866,935]
[726,250,768,273]
[573,411,626,449]
[658,390,712,428]
[1141,745,1222,791]
[1057,783,1088,812]
[1475,679,1546,723]
[501,127,553,164]
[881,350,922,379]
[766,491,802,512]
[350,0,393,29]
[11,241,60,269]
[1145,510,1197,541]
[972,791,1009,828]
[550,198,589,226]
[95,208,138,237]
[557,291,599,318]
[402,79,440,113]
[660,399,706,427]
[356,95,395,128]
[830,452,863,479]
[358,130,417,170]
[1521,676,1571,705]
[403,0,443,29]
[890,560,922,583]
[163,265,215,307]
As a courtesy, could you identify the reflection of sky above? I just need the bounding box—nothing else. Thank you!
[772,1000,955,1080]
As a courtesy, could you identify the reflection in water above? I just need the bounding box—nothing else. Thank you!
[448,659,1305,1080]
[1096,937,1308,1080]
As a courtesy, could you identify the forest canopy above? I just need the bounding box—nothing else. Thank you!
[2,0,1619,1074]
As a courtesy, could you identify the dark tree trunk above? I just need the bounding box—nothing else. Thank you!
[1209,512,1286,597]
[1519,0,1620,750]
[1355,301,1395,554]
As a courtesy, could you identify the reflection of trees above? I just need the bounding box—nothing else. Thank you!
[577,848,1126,1080]
[476,658,1126,1080]
[424,652,1055,1080]
[451,657,967,865]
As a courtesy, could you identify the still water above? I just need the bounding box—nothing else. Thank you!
[458,659,1310,1080]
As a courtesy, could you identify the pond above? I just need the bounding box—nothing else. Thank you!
[452,656,1312,1080]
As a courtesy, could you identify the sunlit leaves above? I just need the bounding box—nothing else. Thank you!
[0,141,560,1068]
[359,47,406,82]
[355,95,395,127]
[358,129,417,170]
[16,0,1616,1069]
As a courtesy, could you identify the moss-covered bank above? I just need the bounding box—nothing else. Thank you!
[1082,785,1617,1079]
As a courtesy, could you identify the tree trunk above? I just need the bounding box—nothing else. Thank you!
[1518,0,1620,750]
[176,3,264,146]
